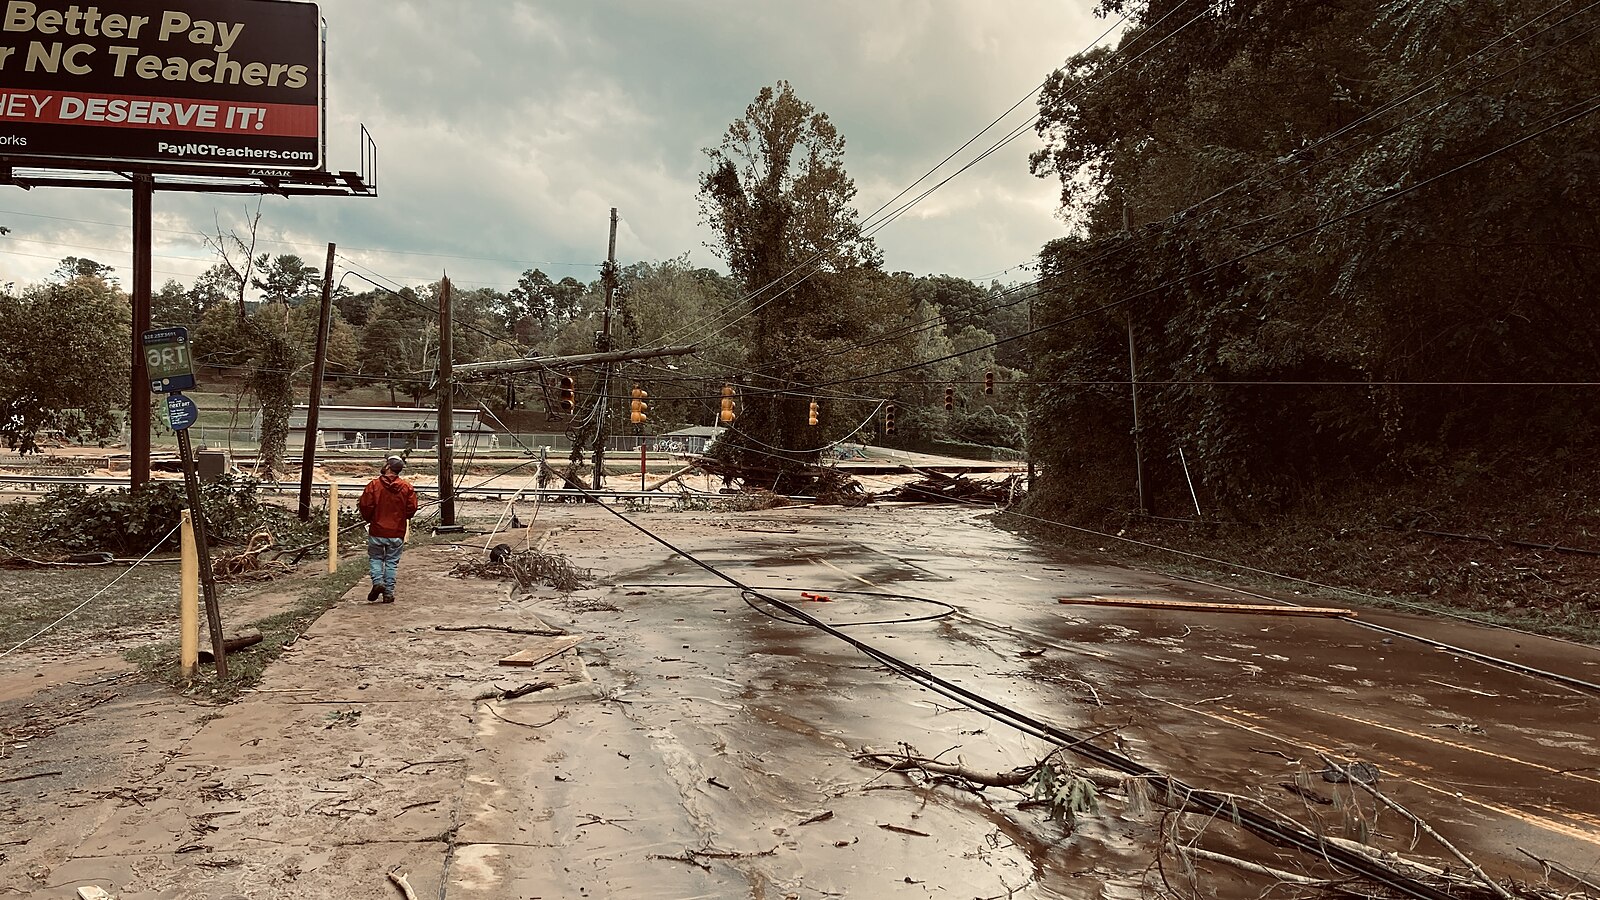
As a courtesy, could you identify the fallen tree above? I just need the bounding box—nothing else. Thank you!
[853,745,1568,900]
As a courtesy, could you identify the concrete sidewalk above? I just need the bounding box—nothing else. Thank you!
[4,535,606,899]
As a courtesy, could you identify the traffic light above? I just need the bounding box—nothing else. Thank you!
[720,384,737,423]
[984,370,995,395]
[885,402,897,435]
[807,400,819,426]
[557,374,576,416]
[944,386,955,411]
[630,386,649,424]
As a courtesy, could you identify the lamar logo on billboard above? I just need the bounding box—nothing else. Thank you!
[0,0,323,172]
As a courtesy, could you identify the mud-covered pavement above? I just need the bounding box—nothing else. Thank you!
[3,502,1598,898]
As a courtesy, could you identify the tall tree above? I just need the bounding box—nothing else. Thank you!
[0,278,130,452]
[251,254,320,306]
[52,256,117,285]
[699,80,879,490]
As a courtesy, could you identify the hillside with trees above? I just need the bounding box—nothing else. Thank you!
[1018,0,1600,632]
[1025,0,1600,515]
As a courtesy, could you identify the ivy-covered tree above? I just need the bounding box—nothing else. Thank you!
[698,80,881,490]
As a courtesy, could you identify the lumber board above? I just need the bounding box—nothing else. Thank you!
[497,634,591,668]
[77,888,116,900]
[1058,596,1355,618]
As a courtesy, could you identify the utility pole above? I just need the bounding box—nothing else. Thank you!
[1127,321,1148,516]
[1122,203,1147,515]
[437,275,458,529]
[591,208,619,491]
[297,242,336,521]
[130,174,153,489]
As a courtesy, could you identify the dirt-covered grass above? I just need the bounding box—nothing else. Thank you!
[1009,475,1600,644]
[0,563,184,652]
[126,554,370,701]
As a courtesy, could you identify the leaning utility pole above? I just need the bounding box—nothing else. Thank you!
[1122,203,1148,516]
[591,208,619,491]
[437,275,458,529]
[1127,319,1148,516]
[297,242,337,521]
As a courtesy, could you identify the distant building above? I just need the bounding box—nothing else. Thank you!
[284,406,496,451]
[657,425,723,455]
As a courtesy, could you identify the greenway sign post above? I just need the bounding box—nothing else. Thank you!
[142,326,227,676]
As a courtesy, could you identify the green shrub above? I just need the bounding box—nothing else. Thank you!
[0,475,337,557]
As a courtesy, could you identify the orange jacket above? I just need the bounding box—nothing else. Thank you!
[358,473,418,538]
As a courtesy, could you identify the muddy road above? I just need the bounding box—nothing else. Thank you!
[2,501,1597,898]
[497,503,1600,897]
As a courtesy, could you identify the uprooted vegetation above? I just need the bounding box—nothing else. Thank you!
[854,745,1592,900]
[450,545,591,593]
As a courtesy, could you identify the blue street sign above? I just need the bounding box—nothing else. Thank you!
[142,326,197,393]
[166,394,199,432]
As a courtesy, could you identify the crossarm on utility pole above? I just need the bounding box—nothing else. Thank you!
[449,345,699,380]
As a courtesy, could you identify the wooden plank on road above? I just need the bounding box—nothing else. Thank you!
[498,634,591,668]
[1058,596,1356,618]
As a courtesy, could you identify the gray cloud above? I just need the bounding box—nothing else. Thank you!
[2,1,1107,293]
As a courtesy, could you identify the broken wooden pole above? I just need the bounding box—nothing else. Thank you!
[198,630,265,662]
[644,463,698,492]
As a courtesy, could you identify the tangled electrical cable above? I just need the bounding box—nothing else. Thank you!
[620,582,956,628]
[559,484,1458,900]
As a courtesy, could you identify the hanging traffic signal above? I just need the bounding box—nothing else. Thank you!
[944,386,955,411]
[720,384,737,423]
[885,402,897,435]
[557,374,576,416]
[807,400,819,426]
[984,370,995,395]
[630,386,649,424]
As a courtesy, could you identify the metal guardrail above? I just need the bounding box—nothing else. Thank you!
[0,473,738,502]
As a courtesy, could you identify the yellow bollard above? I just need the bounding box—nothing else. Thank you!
[179,510,200,680]
[327,482,339,574]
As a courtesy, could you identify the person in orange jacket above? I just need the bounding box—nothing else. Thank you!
[358,455,419,602]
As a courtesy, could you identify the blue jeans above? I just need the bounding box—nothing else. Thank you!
[367,537,404,596]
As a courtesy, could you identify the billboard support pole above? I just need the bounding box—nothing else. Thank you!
[297,242,337,521]
[437,276,458,530]
[131,173,153,490]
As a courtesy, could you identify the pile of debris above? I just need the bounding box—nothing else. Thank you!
[811,466,871,507]
[693,456,868,505]
[450,545,590,593]
[211,531,295,581]
[876,471,1025,505]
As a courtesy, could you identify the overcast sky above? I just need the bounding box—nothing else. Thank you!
[1,1,1113,294]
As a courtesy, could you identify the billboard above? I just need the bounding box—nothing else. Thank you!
[0,0,323,172]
